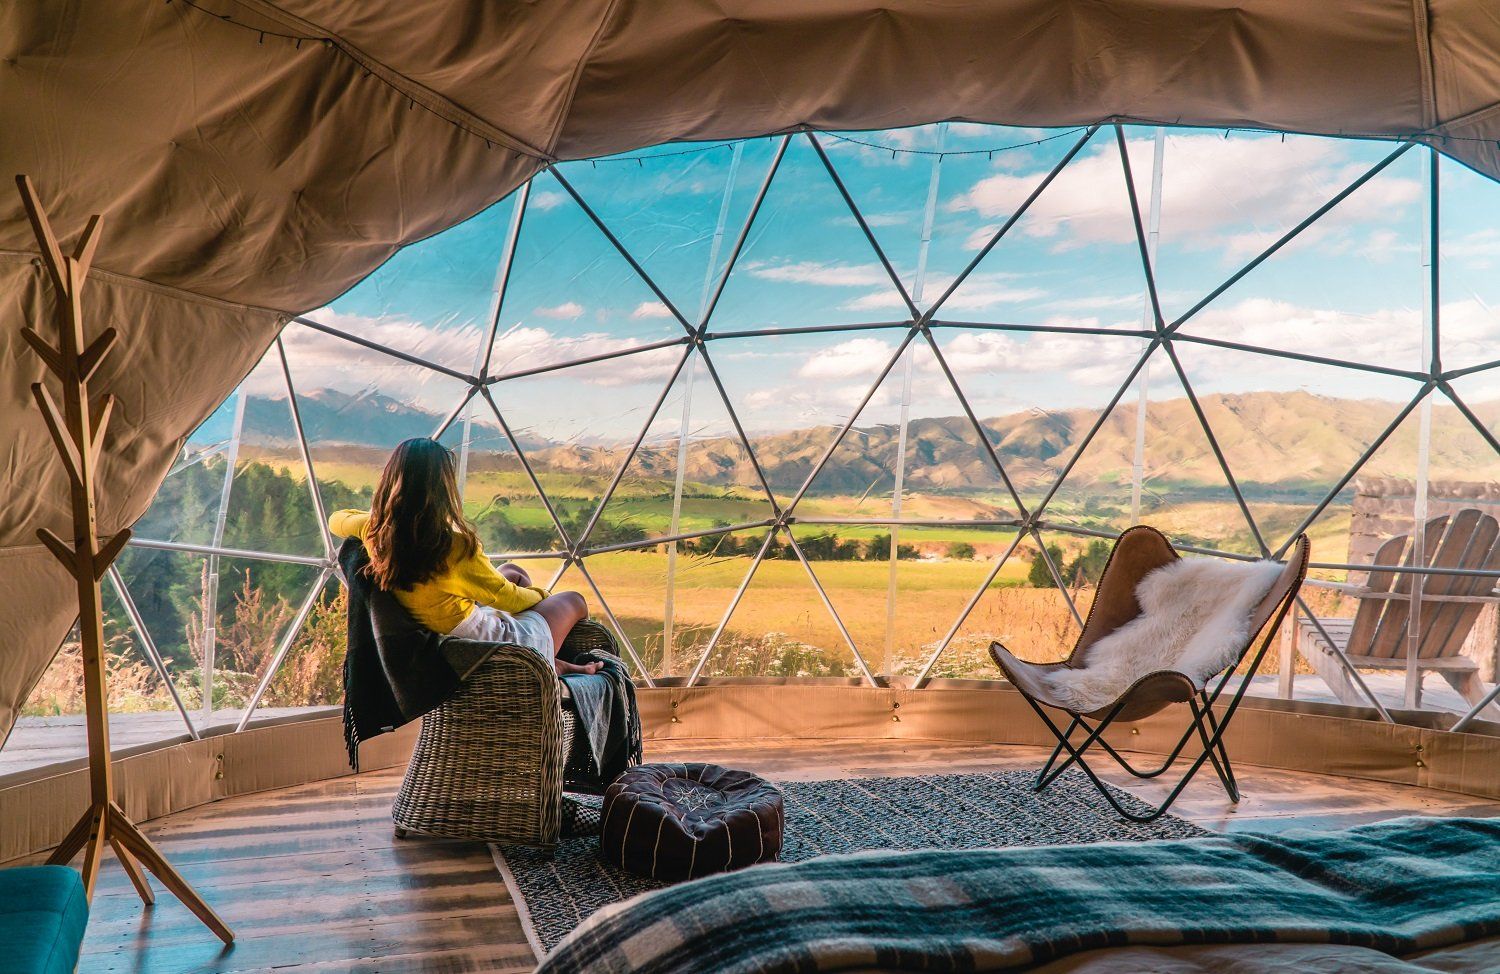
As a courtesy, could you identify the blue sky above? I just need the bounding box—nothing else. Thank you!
[206,123,1500,448]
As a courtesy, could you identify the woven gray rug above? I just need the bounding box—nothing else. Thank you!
[492,769,1210,957]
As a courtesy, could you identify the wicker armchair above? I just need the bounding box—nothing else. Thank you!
[391,618,620,849]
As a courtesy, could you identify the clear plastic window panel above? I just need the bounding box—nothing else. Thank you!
[21,125,1500,770]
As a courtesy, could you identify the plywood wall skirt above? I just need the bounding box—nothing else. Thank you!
[1,714,419,864]
[5,684,1497,864]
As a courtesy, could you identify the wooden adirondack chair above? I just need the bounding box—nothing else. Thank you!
[1281,509,1500,721]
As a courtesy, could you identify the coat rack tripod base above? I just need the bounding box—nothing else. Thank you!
[18,174,233,945]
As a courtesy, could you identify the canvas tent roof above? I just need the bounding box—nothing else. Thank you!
[2,0,1500,737]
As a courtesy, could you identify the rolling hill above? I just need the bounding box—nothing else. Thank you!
[238,389,1500,496]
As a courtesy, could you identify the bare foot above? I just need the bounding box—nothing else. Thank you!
[554,659,603,677]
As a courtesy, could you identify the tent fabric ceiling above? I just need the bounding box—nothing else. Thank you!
[1,0,1499,738]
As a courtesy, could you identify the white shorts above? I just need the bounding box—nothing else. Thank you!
[448,604,555,663]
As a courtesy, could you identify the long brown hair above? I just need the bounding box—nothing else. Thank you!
[364,438,479,590]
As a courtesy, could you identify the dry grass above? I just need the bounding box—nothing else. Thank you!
[23,631,166,716]
[21,519,1371,718]
[566,551,1089,678]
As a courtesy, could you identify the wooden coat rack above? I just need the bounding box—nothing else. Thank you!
[17,175,233,944]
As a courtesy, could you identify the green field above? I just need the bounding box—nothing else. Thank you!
[257,451,1357,681]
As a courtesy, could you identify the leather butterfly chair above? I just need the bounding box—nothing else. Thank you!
[990,527,1310,822]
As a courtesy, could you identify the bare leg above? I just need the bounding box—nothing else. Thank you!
[530,592,600,676]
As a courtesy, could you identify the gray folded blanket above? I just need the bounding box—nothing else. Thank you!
[560,653,641,788]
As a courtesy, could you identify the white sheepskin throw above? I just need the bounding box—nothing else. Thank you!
[1039,557,1284,713]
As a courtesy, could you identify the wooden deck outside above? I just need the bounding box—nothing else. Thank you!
[24,739,1500,974]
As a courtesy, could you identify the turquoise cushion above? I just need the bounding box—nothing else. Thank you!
[0,866,88,974]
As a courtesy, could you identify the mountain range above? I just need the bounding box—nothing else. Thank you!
[239,389,1500,495]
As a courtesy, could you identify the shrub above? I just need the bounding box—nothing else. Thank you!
[947,541,976,560]
[1027,543,1065,588]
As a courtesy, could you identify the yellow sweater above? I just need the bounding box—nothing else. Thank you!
[328,510,549,634]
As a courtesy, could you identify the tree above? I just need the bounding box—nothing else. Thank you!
[1027,543,1065,588]
[797,532,861,561]
[1066,539,1111,587]
[947,541,976,560]
[863,533,915,561]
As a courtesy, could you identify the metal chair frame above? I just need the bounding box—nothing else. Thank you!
[995,528,1307,823]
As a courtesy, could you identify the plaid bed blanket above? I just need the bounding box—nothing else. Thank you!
[537,817,1500,973]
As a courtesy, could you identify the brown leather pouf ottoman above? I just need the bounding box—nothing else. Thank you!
[600,763,784,882]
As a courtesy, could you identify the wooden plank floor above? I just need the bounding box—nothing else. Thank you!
[28,740,1500,973]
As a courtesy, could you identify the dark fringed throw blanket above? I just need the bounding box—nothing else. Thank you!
[537,816,1500,973]
[559,657,641,786]
[340,538,459,769]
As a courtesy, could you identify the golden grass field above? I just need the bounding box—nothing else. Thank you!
[264,453,1360,680]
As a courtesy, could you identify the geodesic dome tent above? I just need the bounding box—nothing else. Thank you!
[5,0,1500,815]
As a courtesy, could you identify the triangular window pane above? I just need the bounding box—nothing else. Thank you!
[582,525,765,679]
[483,179,691,378]
[706,136,912,334]
[932,328,1148,518]
[1437,153,1500,374]
[550,140,778,320]
[206,559,325,728]
[936,126,1149,329]
[488,347,686,554]
[1170,342,1422,558]
[256,576,348,713]
[796,339,1021,524]
[708,330,901,507]
[591,350,774,550]
[1136,130,1418,327]
[434,394,569,555]
[281,321,471,519]
[1169,142,1427,372]
[921,532,1083,681]
[1041,345,1262,555]
[311,196,518,374]
[796,524,1020,679]
[108,549,320,725]
[699,529,863,679]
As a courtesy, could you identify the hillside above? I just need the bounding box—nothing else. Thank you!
[531,390,1500,496]
[238,389,1500,495]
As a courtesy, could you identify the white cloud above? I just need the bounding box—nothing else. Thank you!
[941,278,1051,312]
[936,330,1127,382]
[529,190,568,211]
[255,310,482,409]
[951,135,1421,258]
[1045,292,1143,313]
[1184,297,1422,367]
[535,301,585,319]
[844,271,1048,313]
[630,301,672,319]
[1443,228,1500,269]
[795,338,899,380]
[745,259,889,288]
[265,310,682,417]
[488,323,681,385]
[844,289,916,312]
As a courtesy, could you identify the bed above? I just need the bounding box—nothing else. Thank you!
[536,816,1500,974]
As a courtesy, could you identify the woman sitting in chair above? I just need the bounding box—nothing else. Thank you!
[329,437,601,677]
